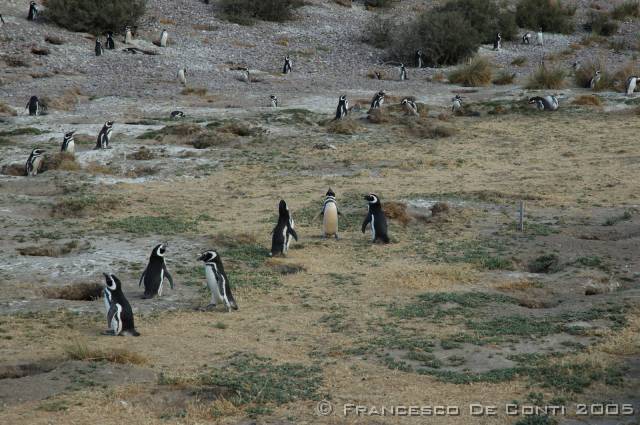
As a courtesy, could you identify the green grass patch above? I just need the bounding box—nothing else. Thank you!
[109,216,197,234]
[0,127,47,137]
[603,210,632,226]
[390,291,516,320]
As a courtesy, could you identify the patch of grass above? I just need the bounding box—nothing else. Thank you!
[181,87,208,96]
[611,1,640,20]
[585,11,619,36]
[327,119,363,135]
[572,95,602,106]
[45,0,146,34]
[130,147,155,160]
[213,321,228,329]
[603,210,632,226]
[51,194,113,218]
[31,46,50,56]
[219,0,304,25]
[3,55,31,67]
[514,416,558,425]
[573,256,609,271]
[0,102,17,117]
[515,0,575,34]
[493,70,516,85]
[109,216,197,235]
[390,291,516,320]
[42,282,102,300]
[511,56,527,66]
[0,127,46,137]
[526,65,566,89]
[528,254,561,273]
[448,57,493,87]
[65,340,146,364]
[45,35,66,45]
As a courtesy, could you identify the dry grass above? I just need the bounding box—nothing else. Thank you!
[574,58,611,90]
[45,35,65,45]
[31,46,50,56]
[526,64,567,89]
[327,118,364,134]
[0,102,17,116]
[192,23,218,31]
[181,87,208,96]
[383,202,411,225]
[42,152,81,172]
[19,240,88,257]
[367,108,390,123]
[572,95,602,106]
[448,57,493,87]
[130,147,155,160]
[65,340,147,365]
[84,162,116,175]
[1,163,25,176]
[333,0,352,6]
[3,55,30,67]
[42,282,103,301]
[42,88,84,111]
[492,70,516,86]
[510,56,527,66]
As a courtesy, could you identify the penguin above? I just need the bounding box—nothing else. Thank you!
[177,68,187,86]
[536,27,544,46]
[625,76,638,96]
[102,273,140,336]
[589,70,601,90]
[0,14,5,26]
[370,90,385,110]
[282,55,292,74]
[103,272,114,315]
[451,94,463,113]
[572,61,580,73]
[240,68,251,83]
[415,49,423,68]
[125,26,133,43]
[399,63,407,81]
[522,32,531,44]
[270,94,278,107]
[159,29,168,47]
[139,243,175,299]
[319,188,340,239]
[198,250,238,311]
[106,32,115,49]
[27,1,38,21]
[95,121,114,150]
[361,193,389,244]
[528,95,559,111]
[271,200,298,257]
[170,110,185,119]
[25,148,45,176]
[401,98,419,116]
[95,39,103,56]
[493,32,502,51]
[335,95,348,120]
[25,95,40,116]
[61,130,75,154]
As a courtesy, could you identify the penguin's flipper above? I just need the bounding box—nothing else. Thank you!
[361,215,371,233]
[138,267,147,287]
[288,227,298,241]
[164,265,175,289]
[337,209,343,216]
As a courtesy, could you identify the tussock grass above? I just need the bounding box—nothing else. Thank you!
[130,147,155,160]
[45,35,65,45]
[525,65,566,89]
[42,282,102,300]
[42,152,81,172]
[42,88,84,111]
[610,0,640,20]
[572,95,602,106]
[65,340,146,364]
[3,55,30,67]
[31,47,50,56]
[493,70,516,85]
[51,194,120,218]
[511,56,527,66]
[181,87,208,96]
[333,0,352,6]
[327,119,363,135]
[448,57,493,87]
[0,102,17,116]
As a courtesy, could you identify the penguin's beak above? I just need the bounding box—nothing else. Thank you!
[197,253,205,261]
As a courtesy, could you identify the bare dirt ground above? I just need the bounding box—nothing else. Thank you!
[1,1,640,424]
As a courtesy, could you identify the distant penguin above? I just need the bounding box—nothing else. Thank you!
[522,32,531,44]
[335,95,348,120]
[177,68,187,85]
[25,95,40,116]
[271,200,298,257]
[451,94,463,113]
[106,32,115,49]
[415,49,423,68]
[370,90,385,109]
[25,148,45,176]
[170,110,185,119]
[528,95,559,111]
[401,98,419,116]
[61,130,75,154]
[625,76,638,96]
[198,250,238,311]
[493,32,502,51]
[361,193,389,244]
[139,243,175,299]
[103,273,140,336]
[319,188,341,239]
[95,121,114,149]
[95,39,103,56]
[159,29,168,47]
[536,27,543,46]
[0,14,5,26]
[399,63,407,81]
[572,61,580,73]
[28,1,38,21]
[589,70,601,90]
[282,55,292,74]
[270,94,278,107]
[125,26,132,44]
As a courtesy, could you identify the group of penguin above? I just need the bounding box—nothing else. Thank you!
[492,28,545,51]
[101,189,388,337]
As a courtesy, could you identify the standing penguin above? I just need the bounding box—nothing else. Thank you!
[27,1,38,21]
[399,63,407,81]
[102,273,140,336]
[451,94,463,113]
[124,26,133,43]
[415,49,423,68]
[370,90,385,109]
[522,32,532,44]
[106,32,115,49]
[61,130,75,154]
[625,76,638,96]
[271,200,298,257]
[362,193,389,244]
[493,32,502,51]
[270,95,278,107]
[319,188,341,239]
[95,39,103,56]
[0,14,5,26]
[25,95,40,116]
[401,98,419,116]
[95,121,114,149]
[536,27,544,46]
[282,55,292,74]
[139,243,175,299]
[589,70,601,90]
[25,148,45,176]
[335,95,348,120]
[177,68,187,85]
[159,29,168,47]
[198,250,238,311]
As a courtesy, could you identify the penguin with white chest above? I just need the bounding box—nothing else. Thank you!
[589,70,601,90]
[362,193,390,244]
[401,98,419,116]
[451,95,463,113]
[139,243,175,299]
[399,63,407,81]
[625,76,638,96]
[25,148,45,176]
[335,95,348,120]
[95,39,103,56]
[415,50,423,68]
[270,95,278,107]
[177,68,187,86]
[522,32,532,44]
[493,32,502,51]
[125,26,133,44]
[271,200,298,257]
[95,121,114,149]
[159,29,168,47]
[282,55,292,74]
[319,188,341,239]
[26,96,41,116]
[198,250,238,311]
[528,95,558,111]
[102,273,140,336]
[61,130,75,154]
[370,90,385,110]
[28,1,38,21]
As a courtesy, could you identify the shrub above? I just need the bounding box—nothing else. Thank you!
[493,70,516,85]
[611,1,640,20]
[449,57,493,87]
[511,56,527,66]
[365,0,395,7]
[574,59,612,90]
[584,11,619,36]
[438,0,518,43]
[219,0,303,25]
[526,64,566,89]
[327,119,363,135]
[45,0,146,34]
[572,95,602,106]
[363,14,394,48]
[515,0,575,34]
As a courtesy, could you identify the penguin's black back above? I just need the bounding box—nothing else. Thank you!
[142,257,165,298]
[111,290,136,332]
[370,203,389,243]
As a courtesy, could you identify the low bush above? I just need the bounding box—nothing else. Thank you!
[584,11,619,36]
[438,0,518,43]
[610,1,640,20]
[45,0,146,34]
[448,57,493,87]
[219,0,303,25]
[515,0,575,34]
[493,70,516,85]
[526,64,566,89]
[572,95,602,106]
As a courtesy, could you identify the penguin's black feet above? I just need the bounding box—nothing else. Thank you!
[100,329,115,336]
[205,303,217,310]
[334,234,340,240]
